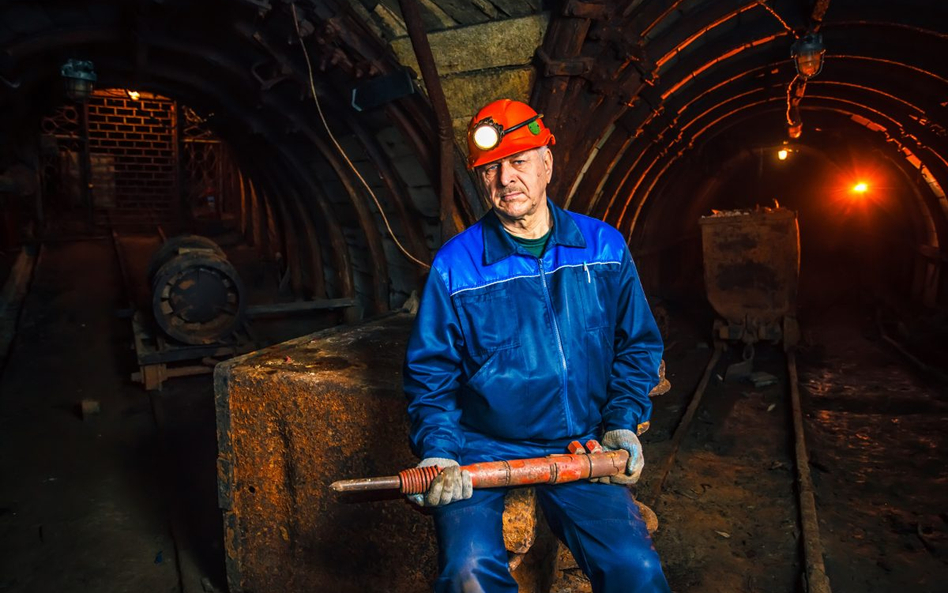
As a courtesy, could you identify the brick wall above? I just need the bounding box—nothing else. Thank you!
[86,91,179,223]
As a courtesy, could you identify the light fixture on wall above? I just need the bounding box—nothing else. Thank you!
[60,59,97,101]
[791,33,825,79]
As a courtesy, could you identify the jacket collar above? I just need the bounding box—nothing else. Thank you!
[482,198,587,266]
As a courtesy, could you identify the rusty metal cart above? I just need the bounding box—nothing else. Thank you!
[699,207,801,374]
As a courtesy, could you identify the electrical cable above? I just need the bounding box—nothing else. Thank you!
[290,3,431,269]
[754,0,796,36]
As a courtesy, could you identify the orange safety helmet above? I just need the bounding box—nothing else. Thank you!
[466,99,555,169]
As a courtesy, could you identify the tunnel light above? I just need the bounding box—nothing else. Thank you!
[791,33,825,79]
[60,59,97,102]
[126,90,141,101]
[852,182,868,193]
[778,149,789,160]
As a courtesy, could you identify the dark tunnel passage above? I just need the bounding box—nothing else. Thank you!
[2,1,948,593]
[634,112,930,317]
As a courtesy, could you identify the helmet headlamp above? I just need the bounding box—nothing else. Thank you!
[470,114,543,151]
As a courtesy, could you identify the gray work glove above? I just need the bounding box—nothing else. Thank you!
[407,458,473,507]
[596,429,645,485]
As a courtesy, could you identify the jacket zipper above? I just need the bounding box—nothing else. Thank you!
[538,257,573,435]
[583,262,591,283]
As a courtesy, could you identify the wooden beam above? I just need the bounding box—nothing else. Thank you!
[245,298,358,317]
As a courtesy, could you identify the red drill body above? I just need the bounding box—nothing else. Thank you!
[330,440,629,494]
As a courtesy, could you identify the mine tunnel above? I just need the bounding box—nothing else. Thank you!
[1,1,946,592]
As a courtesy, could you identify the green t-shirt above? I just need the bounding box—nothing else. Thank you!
[510,228,552,258]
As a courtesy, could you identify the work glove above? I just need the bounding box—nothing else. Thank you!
[596,429,644,485]
[406,458,473,507]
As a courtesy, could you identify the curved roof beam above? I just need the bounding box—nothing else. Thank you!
[614,99,948,249]
[565,9,947,198]
[6,20,427,311]
[577,49,948,217]
[133,61,357,299]
[582,49,948,221]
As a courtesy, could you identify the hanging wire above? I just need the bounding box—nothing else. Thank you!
[753,0,796,36]
[290,3,431,269]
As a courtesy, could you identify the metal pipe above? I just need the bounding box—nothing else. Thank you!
[397,0,456,243]
[331,445,629,494]
[787,352,832,593]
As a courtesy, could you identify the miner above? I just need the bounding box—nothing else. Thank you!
[403,99,670,593]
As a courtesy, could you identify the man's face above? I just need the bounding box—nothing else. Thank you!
[477,147,553,223]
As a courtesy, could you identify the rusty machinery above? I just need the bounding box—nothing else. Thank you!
[130,234,252,390]
[132,234,358,390]
[699,208,800,376]
[147,234,247,345]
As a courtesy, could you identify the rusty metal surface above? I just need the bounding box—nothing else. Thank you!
[215,313,438,593]
[699,208,800,325]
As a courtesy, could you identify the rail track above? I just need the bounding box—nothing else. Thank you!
[641,316,948,593]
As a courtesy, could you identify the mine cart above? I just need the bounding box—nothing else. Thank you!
[699,207,800,354]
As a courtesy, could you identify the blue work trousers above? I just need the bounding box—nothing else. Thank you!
[430,479,670,593]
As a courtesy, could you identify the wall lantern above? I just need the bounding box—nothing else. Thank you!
[60,59,97,101]
[791,33,825,79]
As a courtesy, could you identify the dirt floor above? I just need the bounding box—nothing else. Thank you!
[0,239,229,592]
[640,301,948,593]
[797,309,948,592]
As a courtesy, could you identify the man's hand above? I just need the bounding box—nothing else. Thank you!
[597,429,645,485]
[407,458,473,507]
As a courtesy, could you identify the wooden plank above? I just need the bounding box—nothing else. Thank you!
[496,0,537,18]
[0,247,38,366]
[373,2,408,37]
[377,0,446,31]
[419,0,459,28]
[531,17,592,132]
[425,0,491,25]
[245,298,358,317]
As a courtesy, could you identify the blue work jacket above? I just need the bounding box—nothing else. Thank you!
[403,200,663,461]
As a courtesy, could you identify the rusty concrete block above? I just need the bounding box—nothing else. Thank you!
[215,314,438,593]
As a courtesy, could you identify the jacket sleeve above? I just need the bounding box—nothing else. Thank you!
[600,246,663,433]
[403,270,465,460]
